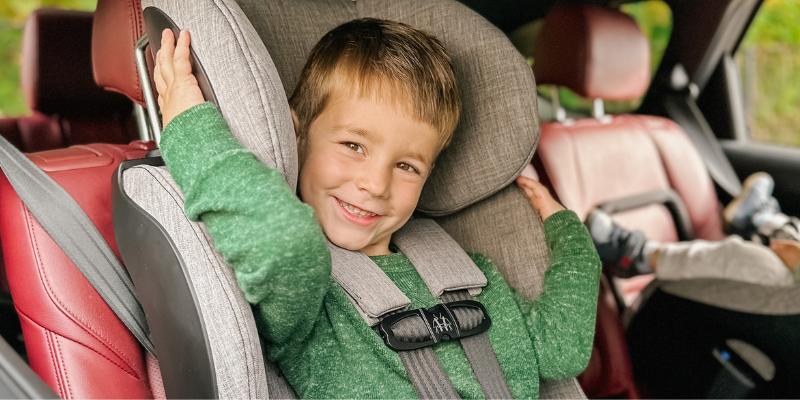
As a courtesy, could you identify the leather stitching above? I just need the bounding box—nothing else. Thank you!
[17,306,142,381]
[45,330,64,397]
[24,208,141,379]
[54,336,73,399]
[124,0,142,101]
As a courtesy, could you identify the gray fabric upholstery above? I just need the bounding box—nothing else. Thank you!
[135,0,584,397]
[142,0,298,191]
[123,165,269,399]
[436,184,550,301]
[658,279,800,315]
[236,0,540,215]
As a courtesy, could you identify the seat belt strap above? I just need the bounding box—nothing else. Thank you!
[399,347,461,399]
[442,291,513,400]
[0,136,154,356]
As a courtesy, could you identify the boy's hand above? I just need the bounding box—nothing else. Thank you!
[516,175,565,221]
[154,29,205,127]
[770,239,800,271]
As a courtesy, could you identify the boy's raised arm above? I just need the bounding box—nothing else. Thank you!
[155,30,332,354]
[516,177,602,379]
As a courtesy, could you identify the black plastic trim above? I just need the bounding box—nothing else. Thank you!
[597,188,694,242]
[142,7,219,106]
[112,157,218,399]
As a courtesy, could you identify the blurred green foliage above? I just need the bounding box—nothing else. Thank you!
[737,0,800,147]
[0,0,97,117]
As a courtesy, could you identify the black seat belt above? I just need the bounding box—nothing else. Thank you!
[0,136,155,356]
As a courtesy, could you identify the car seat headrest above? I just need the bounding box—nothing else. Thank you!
[92,0,146,106]
[533,3,651,101]
[141,0,540,216]
[21,8,131,118]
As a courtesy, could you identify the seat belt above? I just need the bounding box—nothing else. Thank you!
[0,136,155,356]
[328,218,513,399]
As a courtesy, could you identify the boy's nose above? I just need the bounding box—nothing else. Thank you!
[356,165,391,199]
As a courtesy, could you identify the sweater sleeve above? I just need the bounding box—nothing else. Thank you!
[159,103,331,355]
[514,210,601,379]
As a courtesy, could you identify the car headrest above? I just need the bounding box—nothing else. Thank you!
[21,8,131,118]
[92,0,146,106]
[533,3,651,101]
[141,0,539,216]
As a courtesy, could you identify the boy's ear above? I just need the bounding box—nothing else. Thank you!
[291,108,301,140]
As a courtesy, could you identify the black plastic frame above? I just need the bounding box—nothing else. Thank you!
[112,157,218,399]
[597,188,694,242]
[142,7,219,107]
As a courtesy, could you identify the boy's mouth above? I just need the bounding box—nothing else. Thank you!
[335,197,381,226]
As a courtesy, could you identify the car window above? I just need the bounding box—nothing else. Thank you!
[0,0,97,118]
[510,0,673,118]
[735,0,800,147]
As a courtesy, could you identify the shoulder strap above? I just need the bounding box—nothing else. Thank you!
[0,136,154,356]
[330,218,512,399]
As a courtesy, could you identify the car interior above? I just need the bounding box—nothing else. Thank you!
[0,0,798,399]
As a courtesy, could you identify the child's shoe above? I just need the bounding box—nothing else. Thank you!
[585,209,657,278]
[724,172,779,238]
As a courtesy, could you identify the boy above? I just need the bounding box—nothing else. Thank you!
[154,19,600,399]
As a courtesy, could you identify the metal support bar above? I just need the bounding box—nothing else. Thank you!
[135,33,162,145]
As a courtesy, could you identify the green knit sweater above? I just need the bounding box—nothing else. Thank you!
[160,102,601,399]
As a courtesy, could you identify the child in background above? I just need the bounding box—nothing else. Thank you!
[154,19,600,399]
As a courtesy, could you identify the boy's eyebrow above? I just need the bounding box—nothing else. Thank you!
[334,125,433,166]
[333,125,378,142]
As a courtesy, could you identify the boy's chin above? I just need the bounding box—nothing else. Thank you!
[325,228,387,255]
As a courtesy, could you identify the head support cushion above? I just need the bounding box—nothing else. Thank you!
[533,3,651,101]
[92,0,146,105]
[21,8,131,118]
[141,0,539,216]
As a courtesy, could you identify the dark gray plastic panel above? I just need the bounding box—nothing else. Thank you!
[0,335,58,399]
[112,157,218,399]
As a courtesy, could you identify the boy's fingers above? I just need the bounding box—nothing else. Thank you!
[159,29,175,83]
[154,56,167,95]
[173,30,193,77]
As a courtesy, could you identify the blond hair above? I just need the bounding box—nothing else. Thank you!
[289,18,460,159]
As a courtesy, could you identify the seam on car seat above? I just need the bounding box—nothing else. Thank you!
[18,306,143,381]
[126,0,143,101]
[134,165,257,396]
[44,329,64,397]
[53,335,73,399]
[211,0,286,175]
[23,207,141,379]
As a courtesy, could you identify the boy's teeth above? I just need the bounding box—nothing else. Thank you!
[339,199,377,217]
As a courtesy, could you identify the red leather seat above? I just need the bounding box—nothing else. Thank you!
[0,8,138,153]
[0,0,163,397]
[531,4,726,398]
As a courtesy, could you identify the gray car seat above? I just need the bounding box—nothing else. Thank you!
[113,0,587,398]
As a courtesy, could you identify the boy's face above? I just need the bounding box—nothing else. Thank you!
[296,90,440,256]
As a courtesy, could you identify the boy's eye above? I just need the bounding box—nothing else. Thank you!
[397,162,418,174]
[344,142,364,154]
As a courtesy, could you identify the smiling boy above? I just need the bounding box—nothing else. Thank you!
[155,19,600,399]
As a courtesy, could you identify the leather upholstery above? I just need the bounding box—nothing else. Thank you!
[537,115,725,242]
[577,275,640,399]
[0,8,139,153]
[92,0,146,105]
[0,142,155,399]
[532,5,725,398]
[533,3,650,101]
[22,9,132,118]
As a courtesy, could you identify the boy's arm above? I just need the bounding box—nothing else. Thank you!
[160,103,332,354]
[515,177,601,379]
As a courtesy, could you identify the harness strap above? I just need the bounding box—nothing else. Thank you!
[442,291,513,400]
[330,218,512,399]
